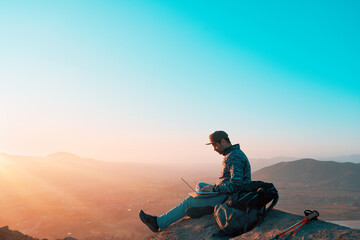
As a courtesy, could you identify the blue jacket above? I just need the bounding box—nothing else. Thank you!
[213,144,251,193]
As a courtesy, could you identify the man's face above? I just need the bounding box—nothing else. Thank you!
[211,141,227,155]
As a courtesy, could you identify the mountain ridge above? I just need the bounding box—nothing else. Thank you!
[253,158,360,190]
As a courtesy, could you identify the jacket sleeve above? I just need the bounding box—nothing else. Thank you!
[213,155,251,193]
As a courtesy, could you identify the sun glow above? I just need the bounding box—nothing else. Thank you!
[0,153,137,238]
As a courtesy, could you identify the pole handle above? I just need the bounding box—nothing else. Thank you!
[304,210,319,220]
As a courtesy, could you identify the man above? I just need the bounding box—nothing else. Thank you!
[139,130,251,232]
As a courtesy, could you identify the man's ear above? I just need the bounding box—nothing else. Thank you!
[220,138,227,145]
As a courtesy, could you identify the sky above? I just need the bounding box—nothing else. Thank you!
[1,0,359,165]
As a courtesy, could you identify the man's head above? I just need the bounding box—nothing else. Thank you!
[206,130,232,155]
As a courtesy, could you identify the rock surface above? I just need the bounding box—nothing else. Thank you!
[147,209,360,240]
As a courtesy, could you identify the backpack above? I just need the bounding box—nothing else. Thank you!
[214,181,279,236]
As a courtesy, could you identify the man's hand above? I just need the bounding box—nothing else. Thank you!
[200,184,214,192]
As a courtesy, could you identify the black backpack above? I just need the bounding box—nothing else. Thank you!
[214,181,279,236]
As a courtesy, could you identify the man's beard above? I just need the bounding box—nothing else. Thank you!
[216,150,224,155]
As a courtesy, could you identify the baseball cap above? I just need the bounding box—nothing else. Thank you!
[206,130,228,145]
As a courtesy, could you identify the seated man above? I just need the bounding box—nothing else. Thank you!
[139,130,251,232]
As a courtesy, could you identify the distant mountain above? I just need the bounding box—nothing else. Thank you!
[46,152,82,160]
[253,158,360,190]
[319,154,360,164]
[0,152,177,189]
[0,152,218,199]
[249,156,297,172]
[249,155,360,172]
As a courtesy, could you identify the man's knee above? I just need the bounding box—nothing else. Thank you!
[183,196,196,208]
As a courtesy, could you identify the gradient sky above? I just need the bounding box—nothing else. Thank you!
[1,1,359,164]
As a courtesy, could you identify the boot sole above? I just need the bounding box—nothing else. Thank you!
[139,210,159,233]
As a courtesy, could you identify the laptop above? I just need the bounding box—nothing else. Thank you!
[181,177,219,197]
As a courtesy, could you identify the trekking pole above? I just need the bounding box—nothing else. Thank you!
[283,222,307,240]
[269,210,319,240]
[269,221,303,240]
[290,210,319,237]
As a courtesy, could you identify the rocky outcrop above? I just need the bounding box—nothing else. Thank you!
[147,209,360,240]
[0,226,78,240]
[0,226,38,240]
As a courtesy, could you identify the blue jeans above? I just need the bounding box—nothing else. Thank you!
[157,182,227,230]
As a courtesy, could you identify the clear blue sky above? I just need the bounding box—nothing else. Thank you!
[1,1,359,163]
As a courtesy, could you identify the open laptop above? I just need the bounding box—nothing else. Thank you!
[181,177,219,197]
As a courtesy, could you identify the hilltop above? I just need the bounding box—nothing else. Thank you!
[147,209,360,240]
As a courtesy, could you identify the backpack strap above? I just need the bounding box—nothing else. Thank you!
[220,192,233,204]
[256,188,279,225]
[265,189,279,215]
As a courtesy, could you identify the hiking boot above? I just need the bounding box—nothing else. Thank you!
[139,210,159,233]
[186,206,214,218]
